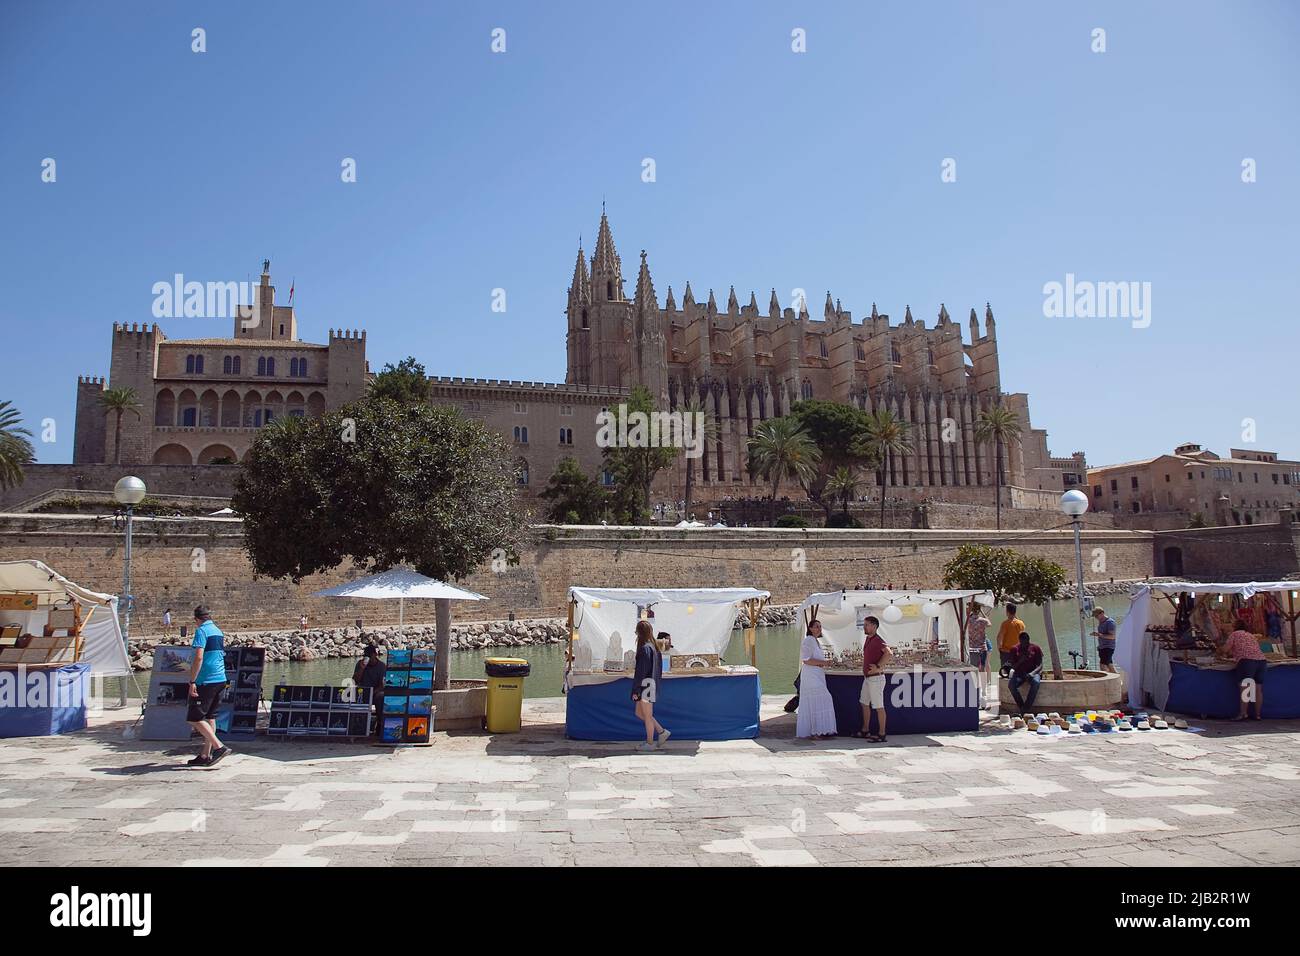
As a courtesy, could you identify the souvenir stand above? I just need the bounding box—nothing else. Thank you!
[0,559,132,737]
[797,588,994,735]
[312,568,487,744]
[1115,581,1300,718]
[564,587,769,740]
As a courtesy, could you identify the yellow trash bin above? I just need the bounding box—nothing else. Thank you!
[484,657,531,733]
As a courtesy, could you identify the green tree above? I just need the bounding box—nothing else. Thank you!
[368,356,429,406]
[0,401,34,490]
[98,387,141,465]
[974,404,1022,530]
[601,385,675,524]
[746,417,821,525]
[859,409,911,529]
[942,544,1069,680]
[787,400,875,522]
[539,457,606,524]
[825,465,861,519]
[233,397,524,690]
[679,395,719,522]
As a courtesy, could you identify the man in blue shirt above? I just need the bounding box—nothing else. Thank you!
[1091,607,1118,673]
[185,605,231,767]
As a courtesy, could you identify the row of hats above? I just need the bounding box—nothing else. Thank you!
[997,710,1189,734]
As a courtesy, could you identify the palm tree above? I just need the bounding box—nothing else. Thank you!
[0,401,35,490]
[825,465,861,518]
[746,418,821,525]
[680,396,719,522]
[98,387,142,465]
[861,409,912,529]
[974,405,1022,530]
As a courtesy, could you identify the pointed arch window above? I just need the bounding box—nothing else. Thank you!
[581,309,589,329]
[891,343,901,363]
[800,380,813,401]
[513,426,529,444]
[856,343,865,361]
[819,339,828,359]
[186,354,204,374]
[606,281,613,300]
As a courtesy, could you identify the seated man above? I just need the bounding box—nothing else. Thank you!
[1003,631,1044,715]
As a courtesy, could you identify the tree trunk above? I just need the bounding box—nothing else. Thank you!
[113,411,123,465]
[878,467,887,529]
[434,597,451,691]
[684,457,694,522]
[770,474,781,525]
[994,440,1003,530]
[1041,599,1064,681]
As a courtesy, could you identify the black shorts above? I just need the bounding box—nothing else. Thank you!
[1098,647,1115,666]
[187,682,226,722]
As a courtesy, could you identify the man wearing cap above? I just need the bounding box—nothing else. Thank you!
[1091,607,1118,673]
[185,605,231,767]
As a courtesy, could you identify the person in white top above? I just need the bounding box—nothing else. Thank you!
[796,619,837,739]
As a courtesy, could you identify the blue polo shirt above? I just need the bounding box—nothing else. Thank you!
[192,620,228,685]
[1096,616,1117,650]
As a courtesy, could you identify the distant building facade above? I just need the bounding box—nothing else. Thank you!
[562,209,1080,505]
[73,263,368,465]
[1089,442,1300,528]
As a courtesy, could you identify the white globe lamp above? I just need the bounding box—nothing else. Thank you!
[114,475,147,506]
[881,604,903,624]
[1059,489,1088,517]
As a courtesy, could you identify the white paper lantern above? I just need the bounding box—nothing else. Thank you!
[921,600,942,618]
[882,604,903,624]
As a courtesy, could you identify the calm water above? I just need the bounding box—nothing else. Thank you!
[108,599,1124,702]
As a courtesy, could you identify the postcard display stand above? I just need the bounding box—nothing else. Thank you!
[268,684,374,738]
[381,648,435,745]
[141,645,264,741]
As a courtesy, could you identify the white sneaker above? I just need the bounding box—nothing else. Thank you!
[657,729,672,749]
[637,742,656,751]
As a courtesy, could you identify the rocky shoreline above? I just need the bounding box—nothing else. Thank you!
[126,603,800,671]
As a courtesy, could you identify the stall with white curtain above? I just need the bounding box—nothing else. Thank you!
[564,586,769,740]
[796,588,994,735]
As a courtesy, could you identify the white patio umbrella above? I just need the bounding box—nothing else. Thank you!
[311,567,487,625]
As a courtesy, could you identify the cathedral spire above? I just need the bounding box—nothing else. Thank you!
[727,285,739,314]
[748,291,758,312]
[568,241,590,305]
[769,288,781,318]
[706,288,718,315]
[904,304,913,323]
[591,208,624,301]
[665,285,677,312]
[634,250,658,310]
[871,302,879,320]
[937,303,949,324]
[683,281,695,309]
[824,290,835,319]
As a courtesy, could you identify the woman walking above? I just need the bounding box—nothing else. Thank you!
[796,619,837,739]
[966,603,992,697]
[632,620,670,750]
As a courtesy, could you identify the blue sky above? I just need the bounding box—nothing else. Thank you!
[2,0,1297,467]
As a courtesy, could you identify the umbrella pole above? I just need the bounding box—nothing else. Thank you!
[399,597,405,627]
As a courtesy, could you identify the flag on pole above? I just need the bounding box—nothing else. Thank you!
[288,278,295,305]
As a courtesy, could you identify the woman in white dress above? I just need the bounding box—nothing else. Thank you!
[796,619,838,739]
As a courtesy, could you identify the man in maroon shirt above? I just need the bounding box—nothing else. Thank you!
[856,615,893,741]
[1005,632,1044,714]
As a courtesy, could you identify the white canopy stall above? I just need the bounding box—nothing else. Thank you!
[0,559,131,676]
[797,588,996,663]
[564,586,770,741]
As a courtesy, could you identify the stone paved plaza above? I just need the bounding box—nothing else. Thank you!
[1,697,1299,867]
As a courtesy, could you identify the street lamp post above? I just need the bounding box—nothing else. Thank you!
[114,476,147,707]
[1060,489,1090,668]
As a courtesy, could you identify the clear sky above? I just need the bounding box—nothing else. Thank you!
[2,0,1297,467]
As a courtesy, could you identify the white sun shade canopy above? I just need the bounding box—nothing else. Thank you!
[312,568,487,602]
[567,587,770,660]
[0,559,131,677]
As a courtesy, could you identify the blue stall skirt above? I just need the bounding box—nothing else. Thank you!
[566,671,761,741]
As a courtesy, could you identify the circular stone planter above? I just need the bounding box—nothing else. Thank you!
[998,669,1123,712]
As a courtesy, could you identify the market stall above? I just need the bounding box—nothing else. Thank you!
[564,586,769,741]
[797,589,994,735]
[0,559,132,737]
[1115,581,1300,718]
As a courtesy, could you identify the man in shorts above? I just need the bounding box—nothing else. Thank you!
[857,615,893,742]
[185,605,232,767]
[1091,607,1117,673]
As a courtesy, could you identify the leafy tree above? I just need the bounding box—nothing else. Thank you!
[601,385,675,524]
[233,398,524,689]
[775,514,810,528]
[825,465,862,519]
[787,400,875,522]
[747,417,821,525]
[942,544,1069,679]
[539,457,606,524]
[974,404,1022,530]
[368,356,429,406]
[859,409,911,529]
[98,387,141,465]
[0,401,34,490]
